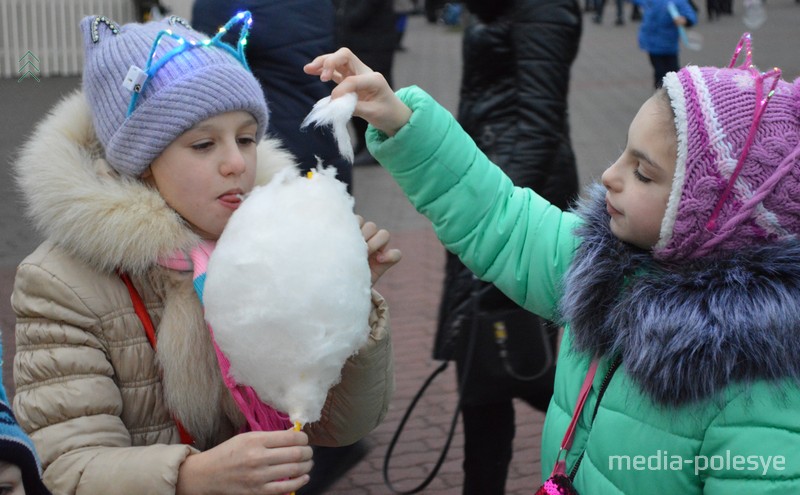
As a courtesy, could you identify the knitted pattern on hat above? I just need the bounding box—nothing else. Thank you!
[81,15,268,176]
[655,58,800,261]
[0,401,51,495]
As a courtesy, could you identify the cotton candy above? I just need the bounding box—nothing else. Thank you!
[300,93,358,163]
[203,166,372,425]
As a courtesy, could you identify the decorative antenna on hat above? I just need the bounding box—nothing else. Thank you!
[727,32,753,69]
[209,11,253,71]
[706,33,782,232]
[124,11,254,117]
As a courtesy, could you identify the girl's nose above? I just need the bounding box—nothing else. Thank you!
[601,158,622,191]
[220,143,247,176]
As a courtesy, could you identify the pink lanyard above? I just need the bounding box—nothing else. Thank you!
[550,358,599,477]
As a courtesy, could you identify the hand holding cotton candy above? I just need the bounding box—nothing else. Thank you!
[203,166,372,426]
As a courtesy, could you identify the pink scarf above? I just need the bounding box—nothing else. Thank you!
[159,241,292,432]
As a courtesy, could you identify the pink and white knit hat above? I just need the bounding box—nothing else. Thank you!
[655,33,800,261]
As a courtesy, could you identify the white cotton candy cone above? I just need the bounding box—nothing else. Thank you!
[203,166,372,425]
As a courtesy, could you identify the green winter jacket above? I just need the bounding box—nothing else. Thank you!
[368,86,800,494]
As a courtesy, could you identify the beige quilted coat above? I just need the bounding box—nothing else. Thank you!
[11,92,395,494]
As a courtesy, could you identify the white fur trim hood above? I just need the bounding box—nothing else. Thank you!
[13,90,298,275]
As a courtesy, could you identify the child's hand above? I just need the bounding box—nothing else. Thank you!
[358,215,402,286]
[304,48,412,137]
[176,430,312,495]
[674,14,688,25]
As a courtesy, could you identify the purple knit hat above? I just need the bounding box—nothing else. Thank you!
[655,34,800,261]
[80,13,268,176]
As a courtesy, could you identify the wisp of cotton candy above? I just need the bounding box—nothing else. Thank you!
[203,166,372,425]
[300,92,358,164]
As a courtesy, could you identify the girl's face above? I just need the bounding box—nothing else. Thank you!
[601,93,677,250]
[0,461,24,495]
[143,111,258,240]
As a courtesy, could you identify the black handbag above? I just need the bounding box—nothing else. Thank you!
[449,282,557,406]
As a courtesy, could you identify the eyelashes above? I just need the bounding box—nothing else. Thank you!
[191,136,256,151]
[633,168,652,183]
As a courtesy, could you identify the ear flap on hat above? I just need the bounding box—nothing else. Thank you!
[80,15,121,47]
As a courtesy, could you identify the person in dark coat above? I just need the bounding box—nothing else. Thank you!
[191,0,352,191]
[332,0,396,158]
[436,0,581,493]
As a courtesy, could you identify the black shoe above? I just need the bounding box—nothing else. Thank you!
[615,17,625,25]
[296,440,371,495]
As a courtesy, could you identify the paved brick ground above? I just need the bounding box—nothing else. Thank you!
[1,4,799,494]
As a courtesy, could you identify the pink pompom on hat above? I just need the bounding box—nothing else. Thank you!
[655,33,800,261]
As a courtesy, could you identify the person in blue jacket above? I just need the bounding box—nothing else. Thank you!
[633,0,696,88]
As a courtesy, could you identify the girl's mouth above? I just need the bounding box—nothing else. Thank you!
[606,199,621,216]
[218,193,243,210]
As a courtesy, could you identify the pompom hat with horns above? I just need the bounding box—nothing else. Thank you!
[655,34,800,261]
[81,13,269,177]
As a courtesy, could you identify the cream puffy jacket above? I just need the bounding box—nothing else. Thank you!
[11,92,395,494]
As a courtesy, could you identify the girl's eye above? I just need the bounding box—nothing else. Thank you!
[237,136,256,146]
[191,141,213,151]
[633,168,652,183]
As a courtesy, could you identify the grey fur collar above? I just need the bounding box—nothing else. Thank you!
[560,184,800,406]
[13,90,298,275]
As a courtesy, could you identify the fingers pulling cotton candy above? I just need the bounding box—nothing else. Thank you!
[204,166,372,425]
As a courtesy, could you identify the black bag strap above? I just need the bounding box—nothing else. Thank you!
[381,360,458,494]
[382,281,489,494]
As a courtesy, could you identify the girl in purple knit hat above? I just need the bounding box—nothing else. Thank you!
[11,12,401,495]
[305,33,800,494]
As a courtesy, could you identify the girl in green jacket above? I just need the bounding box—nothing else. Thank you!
[305,34,800,494]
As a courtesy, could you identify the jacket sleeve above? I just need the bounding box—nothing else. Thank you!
[12,260,195,495]
[675,0,698,26]
[506,1,580,190]
[699,383,800,494]
[304,290,393,446]
[368,87,583,320]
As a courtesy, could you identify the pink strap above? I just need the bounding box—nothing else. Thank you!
[551,358,599,476]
